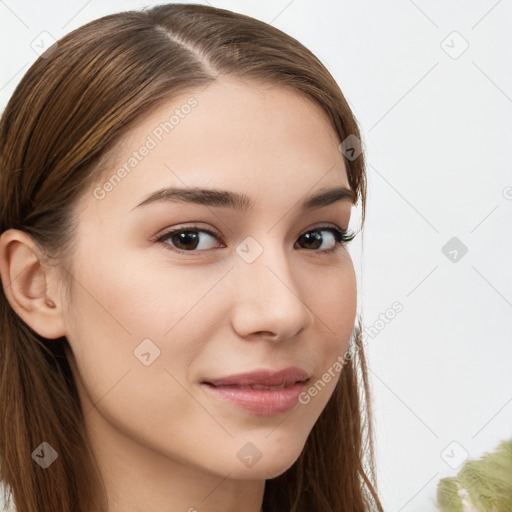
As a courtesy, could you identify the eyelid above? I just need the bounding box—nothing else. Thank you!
[154,221,352,243]
[154,223,222,244]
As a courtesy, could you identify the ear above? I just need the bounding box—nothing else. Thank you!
[0,229,67,339]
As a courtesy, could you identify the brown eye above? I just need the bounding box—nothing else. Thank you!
[156,227,222,253]
[295,226,356,253]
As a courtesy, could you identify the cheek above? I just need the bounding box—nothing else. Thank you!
[305,257,357,399]
[63,255,215,454]
[311,256,357,347]
[63,247,223,396]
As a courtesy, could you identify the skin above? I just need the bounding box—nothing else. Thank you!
[0,76,357,512]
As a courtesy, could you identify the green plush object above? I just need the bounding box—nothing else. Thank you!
[436,439,512,512]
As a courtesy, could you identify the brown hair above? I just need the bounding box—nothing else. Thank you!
[0,3,383,511]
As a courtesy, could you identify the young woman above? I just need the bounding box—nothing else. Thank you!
[0,4,383,511]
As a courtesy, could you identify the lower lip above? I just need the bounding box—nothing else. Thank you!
[201,381,307,416]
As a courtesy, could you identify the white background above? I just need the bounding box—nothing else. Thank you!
[1,1,511,511]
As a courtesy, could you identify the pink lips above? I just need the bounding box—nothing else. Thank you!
[201,366,310,416]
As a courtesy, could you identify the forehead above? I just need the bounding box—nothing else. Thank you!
[84,77,350,217]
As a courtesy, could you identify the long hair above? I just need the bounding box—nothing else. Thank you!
[0,4,383,511]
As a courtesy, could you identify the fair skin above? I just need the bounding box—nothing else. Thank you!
[0,77,357,512]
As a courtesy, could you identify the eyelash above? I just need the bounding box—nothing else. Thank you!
[155,224,356,255]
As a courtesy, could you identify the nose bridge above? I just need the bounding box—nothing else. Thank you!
[236,233,295,297]
[229,234,311,338]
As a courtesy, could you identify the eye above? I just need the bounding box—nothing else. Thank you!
[155,225,221,253]
[155,224,356,254]
[295,225,356,254]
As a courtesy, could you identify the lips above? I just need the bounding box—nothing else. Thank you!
[202,366,310,389]
[213,383,289,390]
[201,367,311,416]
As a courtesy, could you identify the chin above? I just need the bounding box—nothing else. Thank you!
[228,456,300,481]
[223,435,306,481]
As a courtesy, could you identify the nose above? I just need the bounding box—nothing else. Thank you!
[229,239,312,342]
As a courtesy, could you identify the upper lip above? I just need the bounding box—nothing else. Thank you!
[203,366,310,387]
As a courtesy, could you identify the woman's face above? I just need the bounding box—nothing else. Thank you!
[62,77,357,489]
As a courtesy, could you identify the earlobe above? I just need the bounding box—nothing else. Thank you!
[0,229,67,339]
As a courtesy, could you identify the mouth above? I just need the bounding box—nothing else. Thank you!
[202,380,309,390]
[200,370,311,416]
[201,366,311,389]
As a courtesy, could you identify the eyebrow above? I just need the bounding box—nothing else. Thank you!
[131,185,356,213]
